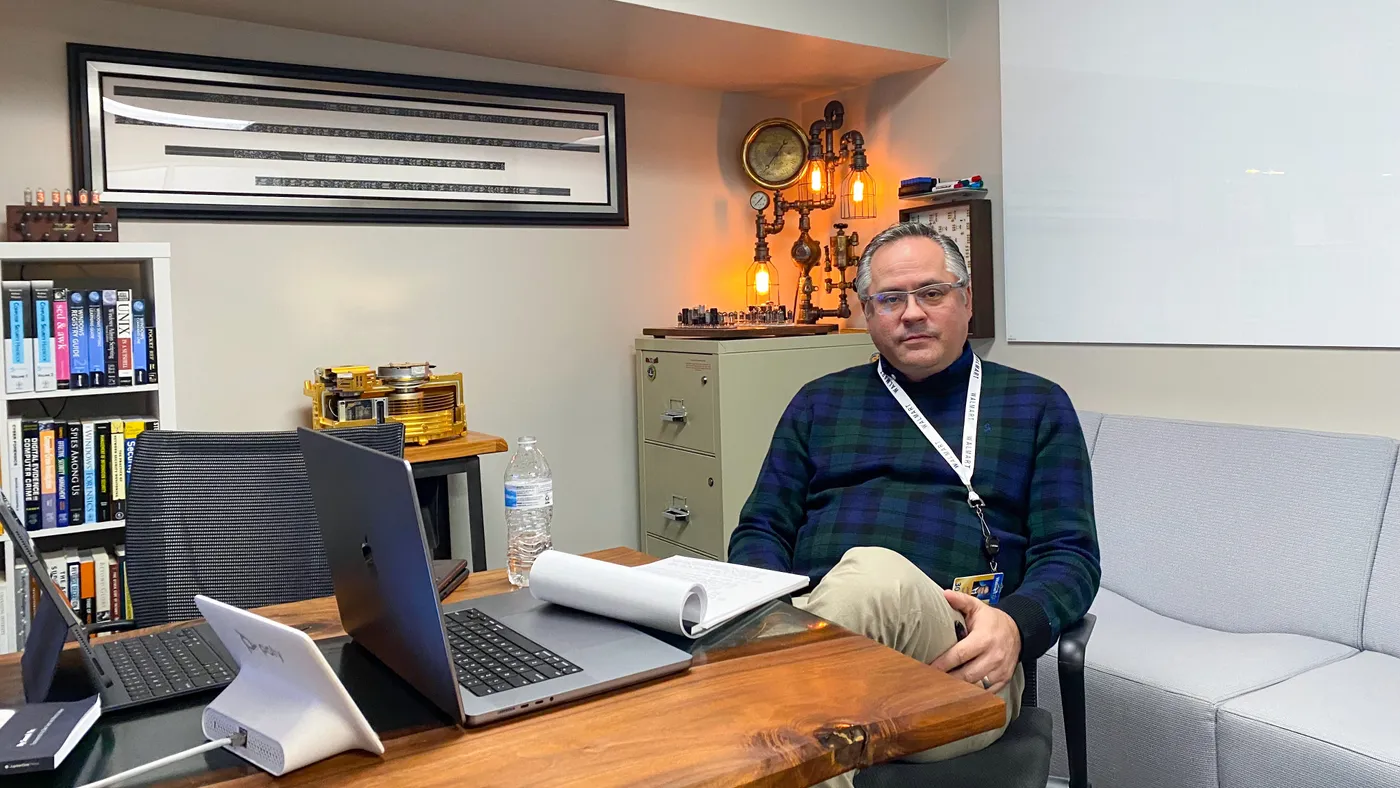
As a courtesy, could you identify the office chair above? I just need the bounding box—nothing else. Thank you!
[120,424,405,629]
[853,615,1095,788]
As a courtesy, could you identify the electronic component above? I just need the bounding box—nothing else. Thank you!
[304,362,465,445]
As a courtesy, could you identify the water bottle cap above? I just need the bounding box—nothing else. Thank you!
[517,436,537,446]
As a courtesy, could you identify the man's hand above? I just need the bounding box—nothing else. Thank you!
[930,590,1022,693]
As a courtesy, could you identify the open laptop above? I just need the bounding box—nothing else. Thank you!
[3,497,238,712]
[297,427,692,726]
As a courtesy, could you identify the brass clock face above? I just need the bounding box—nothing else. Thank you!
[742,118,808,190]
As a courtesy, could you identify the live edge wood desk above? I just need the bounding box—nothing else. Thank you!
[4,548,1004,788]
[405,430,509,571]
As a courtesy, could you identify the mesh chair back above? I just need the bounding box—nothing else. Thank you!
[124,424,404,628]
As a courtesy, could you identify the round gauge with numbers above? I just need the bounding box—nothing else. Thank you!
[749,191,771,211]
[741,118,809,190]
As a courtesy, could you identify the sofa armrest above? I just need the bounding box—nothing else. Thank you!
[1058,613,1096,788]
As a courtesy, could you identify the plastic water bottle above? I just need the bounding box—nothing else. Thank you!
[504,436,553,587]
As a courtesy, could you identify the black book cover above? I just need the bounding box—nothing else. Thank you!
[101,291,117,387]
[54,422,68,526]
[146,316,158,385]
[0,695,100,774]
[67,421,84,526]
[95,422,110,523]
[21,422,39,529]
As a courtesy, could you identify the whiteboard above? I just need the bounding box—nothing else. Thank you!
[1000,0,1400,347]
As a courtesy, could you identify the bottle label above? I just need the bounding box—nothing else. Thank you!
[505,480,553,510]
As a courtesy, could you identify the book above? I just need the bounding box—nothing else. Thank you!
[101,290,117,387]
[95,422,110,522]
[37,422,55,530]
[67,421,84,526]
[53,288,69,390]
[432,558,469,600]
[67,291,87,389]
[85,291,104,387]
[32,280,55,392]
[109,418,125,520]
[132,299,148,385]
[4,281,34,394]
[81,421,96,524]
[526,551,808,638]
[54,423,68,527]
[21,422,39,529]
[115,290,133,386]
[0,695,100,774]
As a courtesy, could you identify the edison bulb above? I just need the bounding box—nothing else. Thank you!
[810,163,822,192]
[852,177,865,203]
[755,268,770,295]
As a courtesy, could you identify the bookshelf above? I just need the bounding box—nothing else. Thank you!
[0,243,177,653]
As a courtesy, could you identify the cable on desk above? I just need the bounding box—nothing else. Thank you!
[76,730,247,788]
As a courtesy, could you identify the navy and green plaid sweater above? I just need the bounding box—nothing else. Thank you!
[728,342,1100,660]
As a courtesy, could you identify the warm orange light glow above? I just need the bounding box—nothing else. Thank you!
[852,177,865,203]
[755,268,770,295]
[810,162,822,192]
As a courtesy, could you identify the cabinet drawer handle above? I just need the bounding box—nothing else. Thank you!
[663,506,690,522]
[662,408,688,423]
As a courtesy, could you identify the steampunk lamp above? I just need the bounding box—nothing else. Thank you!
[740,101,876,324]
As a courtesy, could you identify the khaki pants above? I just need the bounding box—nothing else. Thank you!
[793,546,1024,788]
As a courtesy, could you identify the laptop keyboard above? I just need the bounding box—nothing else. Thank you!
[444,608,581,696]
[102,628,236,702]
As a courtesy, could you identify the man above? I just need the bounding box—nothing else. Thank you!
[728,221,1100,784]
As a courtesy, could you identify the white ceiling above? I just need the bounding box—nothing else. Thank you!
[103,0,944,99]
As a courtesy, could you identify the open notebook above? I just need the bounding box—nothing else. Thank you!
[527,551,808,638]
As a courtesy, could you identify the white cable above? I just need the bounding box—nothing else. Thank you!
[76,737,235,788]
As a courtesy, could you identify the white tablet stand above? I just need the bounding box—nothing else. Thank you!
[193,595,385,776]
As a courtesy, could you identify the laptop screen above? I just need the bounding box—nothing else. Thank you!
[0,494,108,701]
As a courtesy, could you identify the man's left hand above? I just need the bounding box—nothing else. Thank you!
[931,590,1022,693]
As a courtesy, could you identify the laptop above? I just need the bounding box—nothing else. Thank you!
[3,498,238,712]
[297,427,692,726]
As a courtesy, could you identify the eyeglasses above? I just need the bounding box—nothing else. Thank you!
[862,281,967,316]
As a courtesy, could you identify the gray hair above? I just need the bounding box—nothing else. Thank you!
[854,221,969,298]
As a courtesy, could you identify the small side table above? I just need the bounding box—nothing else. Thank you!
[405,431,509,572]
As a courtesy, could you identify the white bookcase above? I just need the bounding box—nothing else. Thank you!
[0,243,177,653]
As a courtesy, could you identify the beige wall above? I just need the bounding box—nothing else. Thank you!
[0,0,795,562]
[799,0,1400,439]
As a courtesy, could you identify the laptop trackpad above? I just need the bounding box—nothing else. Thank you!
[492,594,645,651]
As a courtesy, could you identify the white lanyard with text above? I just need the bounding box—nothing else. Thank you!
[878,356,1000,572]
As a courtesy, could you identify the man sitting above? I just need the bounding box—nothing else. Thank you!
[728,221,1100,785]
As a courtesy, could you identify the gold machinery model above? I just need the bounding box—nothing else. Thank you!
[304,362,465,445]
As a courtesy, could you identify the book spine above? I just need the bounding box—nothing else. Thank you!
[118,546,130,620]
[54,288,70,390]
[109,418,125,520]
[32,280,55,392]
[79,550,96,625]
[82,421,96,523]
[44,550,66,607]
[6,417,22,514]
[132,299,148,385]
[65,551,80,617]
[38,421,55,529]
[108,547,121,621]
[68,291,87,389]
[115,290,133,386]
[22,422,39,528]
[102,290,117,387]
[86,292,104,387]
[145,305,158,385]
[95,421,111,522]
[54,423,68,527]
[95,550,111,622]
[4,281,33,394]
[123,420,147,490]
[66,421,83,525]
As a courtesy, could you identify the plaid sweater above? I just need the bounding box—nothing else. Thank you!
[728,343,1100,660]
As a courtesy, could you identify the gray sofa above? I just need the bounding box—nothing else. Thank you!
[1038,412,1400,788]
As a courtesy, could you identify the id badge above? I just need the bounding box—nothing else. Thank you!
[952,572,1005,605]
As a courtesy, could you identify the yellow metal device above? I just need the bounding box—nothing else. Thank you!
[304,362,465,446]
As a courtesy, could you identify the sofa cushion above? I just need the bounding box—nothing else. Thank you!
[1038,589,1355,788]
[1217,651,1400,788]
[1077,410,1103,455]
[1365,468,1400,657]
[1092,415,1396,646]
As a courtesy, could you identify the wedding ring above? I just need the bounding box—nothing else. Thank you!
[981,677,991,690]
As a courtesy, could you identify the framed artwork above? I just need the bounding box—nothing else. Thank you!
[67,44,628,226]
[899,198,995,339]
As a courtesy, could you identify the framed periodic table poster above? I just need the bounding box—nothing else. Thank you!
[899,197,994,339]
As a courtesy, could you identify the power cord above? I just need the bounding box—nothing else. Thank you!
[76,730,247,788]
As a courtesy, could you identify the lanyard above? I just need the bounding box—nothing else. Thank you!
[878,356,1000,572]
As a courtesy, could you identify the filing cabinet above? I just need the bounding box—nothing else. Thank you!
[635,332,877,560]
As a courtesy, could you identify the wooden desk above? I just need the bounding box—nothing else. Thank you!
[404,430,509,571]
[9,548,1004,787]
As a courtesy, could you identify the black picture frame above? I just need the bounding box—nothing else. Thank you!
[67,43,628,226]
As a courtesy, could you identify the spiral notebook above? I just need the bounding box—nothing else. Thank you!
[527,551,808,638]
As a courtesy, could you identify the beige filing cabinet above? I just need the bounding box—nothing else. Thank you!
[635,332,877,560]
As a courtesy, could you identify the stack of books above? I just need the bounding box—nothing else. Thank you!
[4,417,158,530]
[0,543,134,651]
[3,281,159,394]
